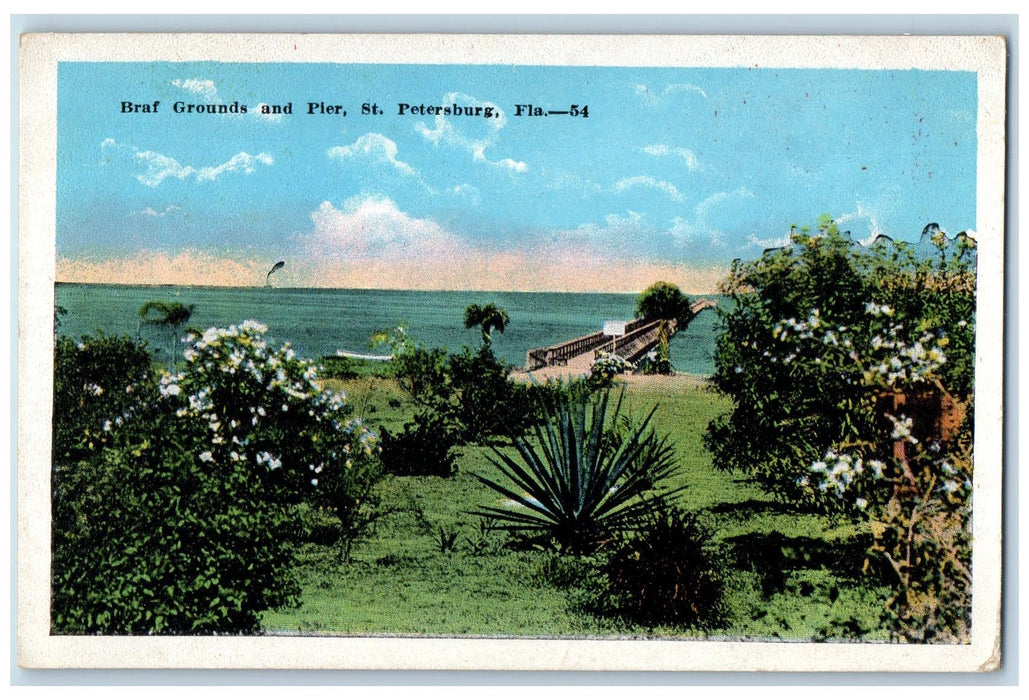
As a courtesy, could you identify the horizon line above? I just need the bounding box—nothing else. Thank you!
[54,280,728,296]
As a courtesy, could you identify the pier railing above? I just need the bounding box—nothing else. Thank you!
[604,318,673,363]
[525,317,650,370]
[524,299,718,371]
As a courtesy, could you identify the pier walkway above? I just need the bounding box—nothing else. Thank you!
[521,299,717,378]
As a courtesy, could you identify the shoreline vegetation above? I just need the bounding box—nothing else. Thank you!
[50,221,976,643]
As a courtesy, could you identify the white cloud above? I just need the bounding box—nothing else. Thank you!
[695,187,754,218]
[555,210,645,243]
[614,175,685,202]
[493,157,529,173]
[747,233,793,250]
[414,92,527,173]
[170,78,219,101]
[62,198,730,294]
[635,82,708,103]
[451,183,482,204]
[327,133,421,179]
[665,83,708,100]
[101,138,273,187]
[837,203,887,246]
[135,205,181,218]
[300,195,462,261]
[196,152,273,182]
[665,188,755,251]
[643,144,701,171]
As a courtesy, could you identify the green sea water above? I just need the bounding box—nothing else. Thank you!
[55,283,725,376]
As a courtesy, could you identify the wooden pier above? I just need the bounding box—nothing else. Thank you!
[524,298,717,372]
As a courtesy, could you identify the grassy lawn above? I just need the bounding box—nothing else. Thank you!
[262,375,889,640]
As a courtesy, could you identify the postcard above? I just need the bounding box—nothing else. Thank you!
[17,32,1006,671]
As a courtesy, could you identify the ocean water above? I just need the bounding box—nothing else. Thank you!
[54,283,725,376]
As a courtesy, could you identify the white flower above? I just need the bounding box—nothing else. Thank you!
[199,451,214,463]
[855,498,868,510]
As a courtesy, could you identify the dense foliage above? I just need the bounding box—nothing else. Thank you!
[593,507,723,628]
[635,281,692,324]
[52,334,156,464]
[379,411,460,478]
[705,216,976,642]
[374,322,550,450]
[51,321,380,634]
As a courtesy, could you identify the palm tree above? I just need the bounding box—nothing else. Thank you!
[464,303,510,348]
[138,300,195,360]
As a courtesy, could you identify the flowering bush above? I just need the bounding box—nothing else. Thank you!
[706,217,975,642]
[52,333,156,464]
[51,321,380,634]
[589,351,635,388]
[164,320,379,502]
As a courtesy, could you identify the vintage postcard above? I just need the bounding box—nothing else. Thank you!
[18,33,1006,671]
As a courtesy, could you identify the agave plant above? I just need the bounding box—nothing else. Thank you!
[472,390,683,554]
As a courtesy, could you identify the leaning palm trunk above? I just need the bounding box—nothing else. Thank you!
[473,389,684,554]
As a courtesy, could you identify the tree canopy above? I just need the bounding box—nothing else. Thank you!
[464,303,510,347]
[635,282,692,325]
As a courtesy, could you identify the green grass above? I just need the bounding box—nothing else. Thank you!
[262,376,890,640]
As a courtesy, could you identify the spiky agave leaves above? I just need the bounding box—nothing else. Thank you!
[472,390,683,554]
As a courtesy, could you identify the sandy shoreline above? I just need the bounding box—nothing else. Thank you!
[510,367,715,390]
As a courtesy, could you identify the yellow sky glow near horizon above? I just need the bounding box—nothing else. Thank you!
[57,251,730,295]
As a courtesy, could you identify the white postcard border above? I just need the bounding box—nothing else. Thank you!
[17,32,1008,672]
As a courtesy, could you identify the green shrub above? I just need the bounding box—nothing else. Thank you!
[51,409,299,634]
[376,324,541,444]
[704,217,976,642]
[52,334,157,464]
[705,218,975,504]
[319,355,360,379]
[379,411,460,477]
[588,351,634,389]
[593,507,724,628]
[473,390,683,554]
[636,281,692,325]
[447,345,538,441]
[51,321,380,634]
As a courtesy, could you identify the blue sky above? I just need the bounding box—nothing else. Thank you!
[56,62,978,292]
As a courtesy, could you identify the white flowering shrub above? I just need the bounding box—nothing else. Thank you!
[163,320,378,497]
[706,216,975,642]
[589,351,635,388]
[51,321,380,634]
